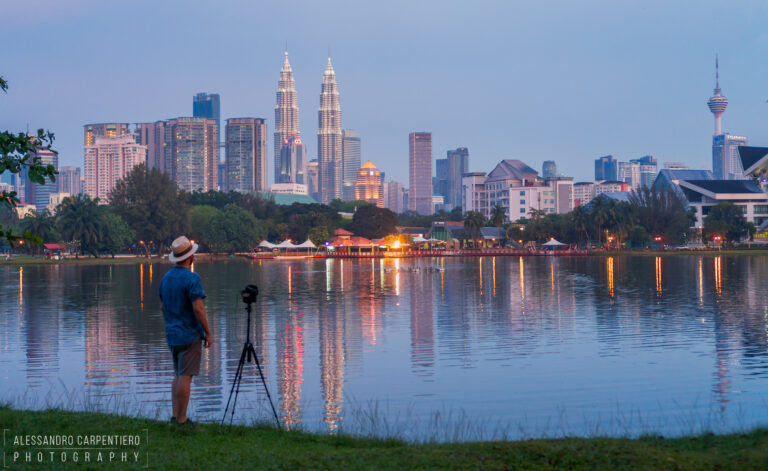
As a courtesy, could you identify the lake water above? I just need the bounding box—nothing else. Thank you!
[1,255,768,441]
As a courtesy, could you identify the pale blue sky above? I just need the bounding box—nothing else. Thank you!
[2,0,768,184]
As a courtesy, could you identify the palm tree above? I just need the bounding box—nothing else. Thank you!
[490,204,506,227]
[463,211,486,248]
[17,210,60,253]
[590,196,608,244]
[571,205,590,247]
[56,194,104,258]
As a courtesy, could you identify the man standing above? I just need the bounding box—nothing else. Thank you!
[159,235,212,425]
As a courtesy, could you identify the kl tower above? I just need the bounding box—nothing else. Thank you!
[707,56,728,136]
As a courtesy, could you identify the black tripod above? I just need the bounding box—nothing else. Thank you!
[222,285,281,428]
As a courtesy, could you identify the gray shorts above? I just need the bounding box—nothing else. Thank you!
[169,338,202,376]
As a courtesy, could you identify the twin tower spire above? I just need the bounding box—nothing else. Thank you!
[274,52,341,203]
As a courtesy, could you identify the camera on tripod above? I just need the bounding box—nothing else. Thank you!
[241,284,258,304]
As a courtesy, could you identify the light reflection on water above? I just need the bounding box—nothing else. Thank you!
[2,255,768,440]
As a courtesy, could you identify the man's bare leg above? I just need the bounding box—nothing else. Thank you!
[175,375,193,423]
[171,377,179,419]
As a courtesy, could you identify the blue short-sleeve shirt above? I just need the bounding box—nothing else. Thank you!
[159,266,206,346]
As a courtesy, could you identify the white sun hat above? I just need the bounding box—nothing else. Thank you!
[168,235,199,262]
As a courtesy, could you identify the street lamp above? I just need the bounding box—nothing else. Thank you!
[654,235,662,250]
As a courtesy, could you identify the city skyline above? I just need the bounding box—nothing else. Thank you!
[3,1,768,185]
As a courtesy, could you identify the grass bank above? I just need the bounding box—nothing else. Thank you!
[1,407,767,470]
[0,255,164,266]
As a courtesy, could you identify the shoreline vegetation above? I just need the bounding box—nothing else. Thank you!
[1,407,767,470]
[3,249,768,266]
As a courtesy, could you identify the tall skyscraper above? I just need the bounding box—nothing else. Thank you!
[57,166,82,195]
[276,137,307,184]
[542,160,557,179]
[383,181,404,213]
[84,123,130,146]
[409,132,433,215]
[342,129,361,201]
[25,144,58,212]
[595,155,617,181]
[318,58,342,203]
[135,121,166,171]
[225,118,268,193]
[163,117,218,191]
[354,161,383,207]
[713,134,748,180]
[446,147,469,210]
[707,56,728,137]
[275,52,301,185]
[435,158,449,202]
[306,160,319,201]
[84,136,146,202]
[193,93,221,135]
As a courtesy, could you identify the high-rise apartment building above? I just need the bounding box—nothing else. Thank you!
[25,144,58,212]
[275,52,301,186]
[318,58,342,203]
[383,181,404,213]
[135,121,166,171]
[354,161,383,207]
[163,117,218,191]
[84,123,130,146]
[342,129,361,201]
[57,166,82,195]
[225,118,268,193]
[713,134,748,180]
[446,147,469,210]
[542,160,557,179]
[276,137,307,185]
[595,155,617,181]
[84,136,146,202]
[409,132,433,215]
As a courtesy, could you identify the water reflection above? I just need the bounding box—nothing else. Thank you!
[2,256,768,440]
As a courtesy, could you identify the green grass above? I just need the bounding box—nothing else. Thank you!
[2,407,768,470]
[0,255,162,266]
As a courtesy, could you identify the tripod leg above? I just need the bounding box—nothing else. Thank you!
[248,344,281,429]
[221,343,248,425]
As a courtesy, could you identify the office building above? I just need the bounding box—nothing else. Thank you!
[409,132,433,215]
[713,134,748,180]
[163,117,218,191]
[306,159,319,201]
[342,129,361,200]
[275,52,302,186]
[318,58,342,203]
[354,161,383,207]
[276,136,307,186]
[24,144,58,212]
[84,136,146,202]
[595,155,617,181]
[193,93,220,134]
[446,147,469,210]
[542,160,557,179]
[435,158,449,202]
[57,166,82,195]
[225,118,268,193]
[462,160,573,222]
[383,180,404,213]
[135,121,166,171]
[84,123,130,147]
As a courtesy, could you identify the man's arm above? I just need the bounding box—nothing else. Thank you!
[192,298,212,348]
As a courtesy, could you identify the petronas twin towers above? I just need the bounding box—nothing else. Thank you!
[274,52,342,203]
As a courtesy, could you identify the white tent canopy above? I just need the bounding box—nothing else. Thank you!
[542,239,567,246]
[295,240,316,248]
[258,240,275,248]
[412,235,428,243]
[276,240,297,248]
